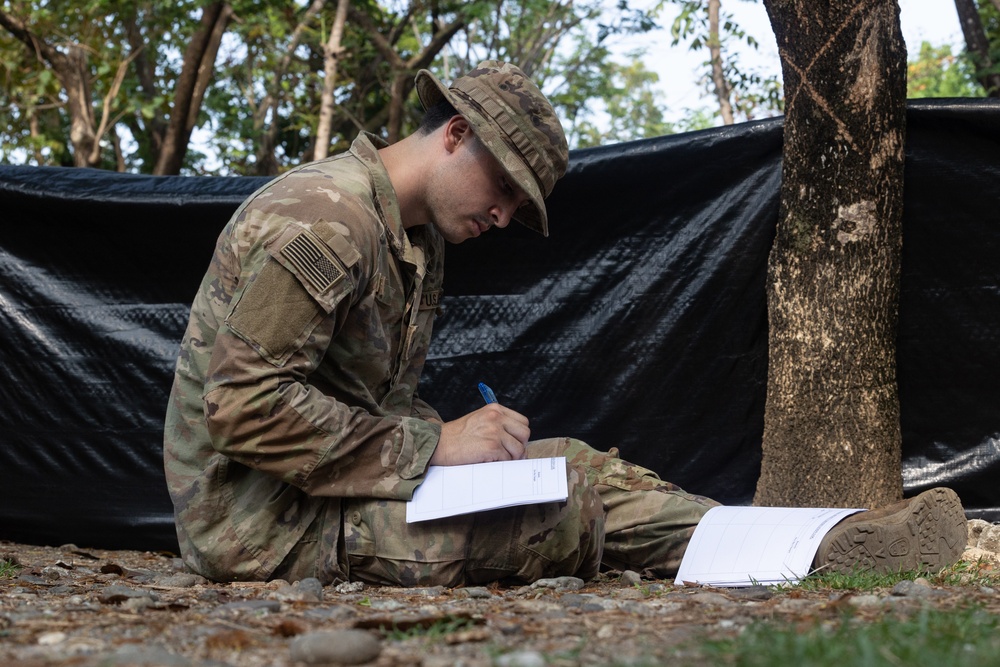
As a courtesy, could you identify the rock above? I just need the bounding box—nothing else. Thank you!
[270,578,323,603]
[333,580,365,594]
[530,576,585,591]
[967,519,992,545]
[155,572,206,588]
[289,629,381,665]
[723,585,773,601]
[977,524,1000,553]
[98,585,159,605]
[494,650,547,667]
[214,599,282,614]
[613,587,645,600]
[37,631,67,645]
[370,599,405,611]
[454,586,494,599]
[620,570,642,587]
[891,579,948,598]
[690,592,736,607]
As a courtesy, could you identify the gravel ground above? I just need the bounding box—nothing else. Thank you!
[2,521,999,667]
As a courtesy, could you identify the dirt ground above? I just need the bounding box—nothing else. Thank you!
[2,531,999,667]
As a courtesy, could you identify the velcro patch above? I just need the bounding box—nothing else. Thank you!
[280,233,345,293]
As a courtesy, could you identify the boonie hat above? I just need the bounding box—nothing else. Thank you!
[414,61,569,236]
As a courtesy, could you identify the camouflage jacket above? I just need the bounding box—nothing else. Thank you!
[163,134,445,581]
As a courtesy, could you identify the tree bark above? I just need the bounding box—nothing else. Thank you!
[314,0,351,160]
[954,0,1000,96]
[754,0,907,508]
[154,2,233,175]
[707,0,734,124]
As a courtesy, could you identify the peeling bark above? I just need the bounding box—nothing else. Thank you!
[755,0,906,508]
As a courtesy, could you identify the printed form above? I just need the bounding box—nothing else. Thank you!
[675,506,864,587]
[406,457,568,523]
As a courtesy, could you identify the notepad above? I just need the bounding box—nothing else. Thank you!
[406,457,569,523]
[675,505,864,587]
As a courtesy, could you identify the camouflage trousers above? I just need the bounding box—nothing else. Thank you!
[273,437,719,586]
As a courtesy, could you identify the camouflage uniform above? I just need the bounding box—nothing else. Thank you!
[163,62,719,587]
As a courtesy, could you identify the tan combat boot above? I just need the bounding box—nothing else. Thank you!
[812,487,968,575]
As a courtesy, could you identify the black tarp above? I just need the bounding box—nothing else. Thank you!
[1,98,998,552]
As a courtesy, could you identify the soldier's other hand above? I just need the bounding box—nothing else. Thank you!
[431,404,530,466]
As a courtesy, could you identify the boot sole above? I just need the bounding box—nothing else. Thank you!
[815,488,967,575]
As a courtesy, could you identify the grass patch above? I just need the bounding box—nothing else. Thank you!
[697,605,1000,667]
[0,559,20,578]
[379,615,477,641]
[793,556,1000,592]
[794,567,918,591]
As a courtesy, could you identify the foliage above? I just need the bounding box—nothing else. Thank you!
[0,558,20,578]
[908,41,986,99]
[0,0,671,171]
[659,0,783,123]
[696,605,1000,667]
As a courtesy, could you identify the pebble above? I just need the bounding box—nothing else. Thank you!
[978,524,1000,553]
[37,631,67,645]
[269,578,323,602]
[613,587,646,600]
[723,585,773,601]
[891,579,948,599]
[370,599,405,611]
[494,650,547,667]
[214,599,282,614]
[848,594,883,608]
[690,592,735,607]
[98,585,159,605]
[530,576,584,591]
[454,586,494,599]
[333,580,365,594]
[155,573,206,588]
[620,570,643,586]
[289,629,381,665]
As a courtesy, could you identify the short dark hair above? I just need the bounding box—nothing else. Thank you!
[419,98,461,134]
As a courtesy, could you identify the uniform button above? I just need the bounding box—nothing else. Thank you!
[351,511,362,526]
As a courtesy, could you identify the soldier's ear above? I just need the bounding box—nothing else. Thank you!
[443,116,473,154]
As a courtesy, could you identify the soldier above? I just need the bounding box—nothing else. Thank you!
[164,61,967,586]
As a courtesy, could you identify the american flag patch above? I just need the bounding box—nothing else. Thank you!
[280,233,345,292]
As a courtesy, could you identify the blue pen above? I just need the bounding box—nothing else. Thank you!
[478,382,498,404]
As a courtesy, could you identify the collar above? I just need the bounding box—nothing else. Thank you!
[349,132,409,258]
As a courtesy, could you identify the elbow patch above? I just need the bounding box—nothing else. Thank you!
[226,225,359,366]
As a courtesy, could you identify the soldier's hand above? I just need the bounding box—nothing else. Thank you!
[431,404,530,465]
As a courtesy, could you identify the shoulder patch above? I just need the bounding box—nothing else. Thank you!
[280,232,346,293]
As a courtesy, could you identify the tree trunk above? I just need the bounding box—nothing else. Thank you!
[0,9,99,167]
[754,0,907,508]
[153,2,233,175]
[954,0,1000,96]
[707,0,734,124]
[314,0,351,160]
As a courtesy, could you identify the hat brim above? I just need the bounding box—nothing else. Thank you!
[415,69,549,237]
